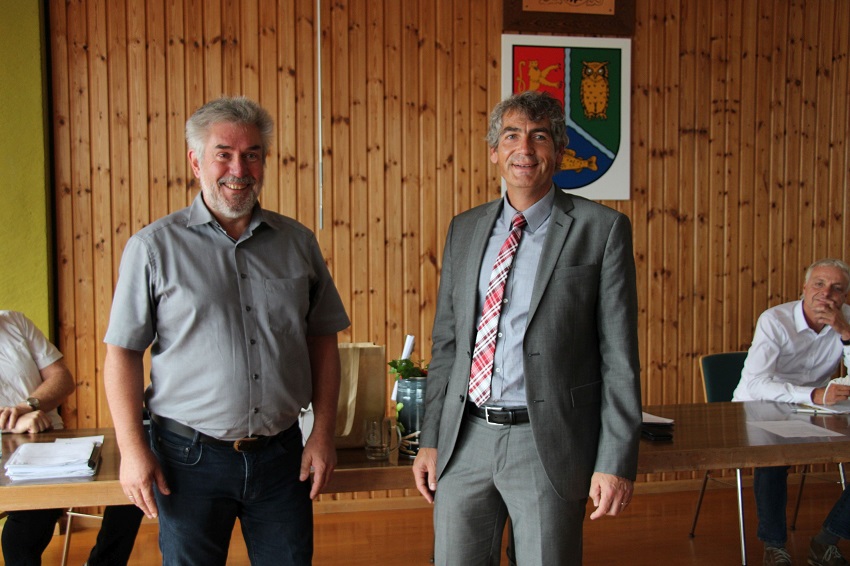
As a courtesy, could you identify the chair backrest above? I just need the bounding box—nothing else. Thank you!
[699,352,748,402]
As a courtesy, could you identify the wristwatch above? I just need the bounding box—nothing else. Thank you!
[26,397,40,410]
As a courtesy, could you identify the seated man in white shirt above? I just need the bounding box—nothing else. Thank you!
[733,259,850,566]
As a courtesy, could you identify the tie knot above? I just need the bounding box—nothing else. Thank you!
[512,213,527,230]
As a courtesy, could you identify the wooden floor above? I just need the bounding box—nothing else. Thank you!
[12,479,850,565]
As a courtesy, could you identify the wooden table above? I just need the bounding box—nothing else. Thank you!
[638,401,850,473]
[0,428,416,512]
[4,400,850,562]
[639,401,850,565]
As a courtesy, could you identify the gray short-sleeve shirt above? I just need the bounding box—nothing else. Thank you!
[105,193,350,439]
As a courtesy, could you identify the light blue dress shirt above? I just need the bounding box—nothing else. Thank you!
[474,187,555,407]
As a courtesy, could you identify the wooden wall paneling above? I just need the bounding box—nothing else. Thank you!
[469,0,494,214]
[127,0,151,235]
[221,0,241,95]
[240,0,260,101]
[690,1,712,370]
[104,1,132,421]
[50,0,78,429]
[401,2,422,356]
[835,2,850,262]
[729,0,751,352]
[486,0,502,200]
[106,0,130,291]
[383,1,404,367]
[146,0,169,223]
[349,0,370,342]
[274,0,297,219]
[453,0,471,215]
[782,1,804,298]
[797,3,820,264]
[644,0,666,405]
[257,0,280,216]
[434,0,454,332]
[707,2,728,356]
[723,2,742,351]
[365,1,387,350]
[419,3,438,359]
[630,0,650,404]
[166,0,188,213]
[767,0,789,306]
[295,0,317,231]
[741,1,756,344]
[106,1,130,325]
[202,0,223,100]
[184,0,205,157]
[817,1,841,257]
[88,0,114,427]
[327,0,352,343]
[661,0,681,404]
[67,0,97,429]
[750,0,773,338]
[676,0,698,402]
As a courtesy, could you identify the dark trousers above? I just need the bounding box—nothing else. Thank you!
[1,505,144,566]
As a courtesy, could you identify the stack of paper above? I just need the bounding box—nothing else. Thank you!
[4,436,103,482]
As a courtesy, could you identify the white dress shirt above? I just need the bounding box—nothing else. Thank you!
[732,300,850,404]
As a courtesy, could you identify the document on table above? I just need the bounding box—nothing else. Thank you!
[641,411,674,425]
[4,435,104,481]
[747,421,846,438]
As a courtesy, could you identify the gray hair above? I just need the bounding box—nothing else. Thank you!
[185,96,274,159]
[486,91,568,150]
[804,258,850,290]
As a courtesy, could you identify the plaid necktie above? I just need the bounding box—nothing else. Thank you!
[468,213,527,407]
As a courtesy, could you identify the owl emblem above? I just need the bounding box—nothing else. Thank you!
[580,61,610,120]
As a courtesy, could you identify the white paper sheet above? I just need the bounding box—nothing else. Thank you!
[642,411,674,425]
[747,420,846,438]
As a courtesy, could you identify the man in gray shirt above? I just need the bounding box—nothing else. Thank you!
[104,96,350,566]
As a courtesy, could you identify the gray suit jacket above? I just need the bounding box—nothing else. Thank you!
[421,189,642,500]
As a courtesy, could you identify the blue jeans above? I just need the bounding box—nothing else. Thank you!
[150,421,312,566]
[823,482,850,540]
[754,466,789,546]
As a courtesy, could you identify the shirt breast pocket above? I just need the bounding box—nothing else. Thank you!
[264,277,310,334]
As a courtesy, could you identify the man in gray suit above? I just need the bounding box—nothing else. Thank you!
[412,91,642,565]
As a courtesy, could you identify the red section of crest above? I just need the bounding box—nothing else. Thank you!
[512,45,565,107]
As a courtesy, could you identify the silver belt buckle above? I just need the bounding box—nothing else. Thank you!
[484,406,506,425]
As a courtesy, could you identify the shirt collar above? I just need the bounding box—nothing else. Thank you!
[186,192,270,235]
[793,300,833,336]
[501,185,555,231]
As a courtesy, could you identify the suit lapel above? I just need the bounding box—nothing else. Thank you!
[460,201,502,348]
[528,190,575,325]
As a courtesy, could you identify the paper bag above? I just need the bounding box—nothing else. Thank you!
[334,343,387,448]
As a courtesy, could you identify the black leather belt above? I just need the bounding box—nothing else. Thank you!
[466,402,530,425]
[150,414,277,453]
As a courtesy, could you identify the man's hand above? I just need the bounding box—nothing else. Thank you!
[412,447,438,503]
[812,384,850,405]
[810,297,850,338]
[5,410,52,433]
[588,472,633,520]
[301,430,337,500]
[0,405,32,432]
[120,444,170,519]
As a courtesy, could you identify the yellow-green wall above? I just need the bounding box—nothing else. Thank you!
[0,0,52,335]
